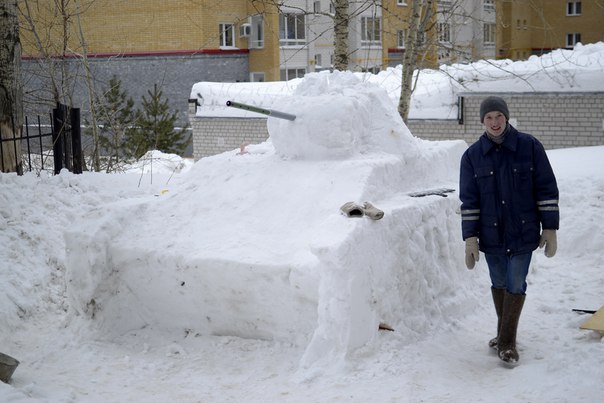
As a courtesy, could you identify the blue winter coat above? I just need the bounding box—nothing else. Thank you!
[459,125,559,255]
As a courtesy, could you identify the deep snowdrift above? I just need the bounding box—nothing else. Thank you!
[63,72,481,370]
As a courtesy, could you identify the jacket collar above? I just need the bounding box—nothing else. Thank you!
[480,124,518,155]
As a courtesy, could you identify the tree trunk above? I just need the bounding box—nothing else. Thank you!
[74,0,98,171]
[398,0,434,124]
[333,0,349,71]
[0,0,23,173]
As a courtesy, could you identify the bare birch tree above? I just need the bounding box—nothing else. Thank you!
[19,0,75,106]
[20,0,101,170]
[73,0,99,171]
[0,0,23,173]
[398,0,434,123]
[332,0,350,70]
[253,0,355,71]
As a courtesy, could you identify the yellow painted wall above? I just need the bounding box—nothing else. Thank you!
[246,2,280,81]
[497,0,604,60]
[19,0,248,55]
[381,0,437,69]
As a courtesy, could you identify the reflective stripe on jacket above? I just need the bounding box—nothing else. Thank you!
[459,125,559,255]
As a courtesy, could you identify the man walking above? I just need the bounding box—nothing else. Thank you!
[459,96,559,364]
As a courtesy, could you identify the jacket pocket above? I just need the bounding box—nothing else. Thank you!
[520,213,540,244]
[479,214,502,247]
[475,166,496,194]
[512,163,533,191]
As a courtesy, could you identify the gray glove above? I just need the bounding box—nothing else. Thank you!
[465,236,479,270]
[539,229,557,257]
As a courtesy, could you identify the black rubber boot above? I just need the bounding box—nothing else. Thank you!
[488,288,505,349]
[497,292,526,363]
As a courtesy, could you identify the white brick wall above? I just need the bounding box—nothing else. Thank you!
[190,93,604,160]
[190,114,269,159]
[408,93,604,150]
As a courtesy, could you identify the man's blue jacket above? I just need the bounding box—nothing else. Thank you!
[459,125,559,255]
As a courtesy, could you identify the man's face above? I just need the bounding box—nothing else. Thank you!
[483,111,507,137]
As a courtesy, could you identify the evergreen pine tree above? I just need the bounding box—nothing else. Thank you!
[95,75,135,172]
[125,84,191,159]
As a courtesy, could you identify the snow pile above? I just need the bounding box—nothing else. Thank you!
[268,71,418,159]
[372,41,604,118]
[2,145,603,402]
[0,170,167,332]
[63,71,473,371]
[439,42,604,92]
[124,150,194,175]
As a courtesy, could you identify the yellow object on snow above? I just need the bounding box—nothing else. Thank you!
[580,306,604,334]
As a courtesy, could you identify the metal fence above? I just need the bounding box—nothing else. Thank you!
[0,103,83,175]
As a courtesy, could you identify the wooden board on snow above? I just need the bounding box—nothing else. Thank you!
[580,305,604,333]
[408,188,455,198]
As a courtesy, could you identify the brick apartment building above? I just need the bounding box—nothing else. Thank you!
[497,0,604,60]
[18,0,604,152]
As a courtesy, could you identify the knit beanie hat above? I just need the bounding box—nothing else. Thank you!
[480,96,509,123]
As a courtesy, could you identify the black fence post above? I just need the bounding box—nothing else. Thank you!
[9,104,80,175]
[0,123,4,172]
[70,108,82,174]
[11,116,23,175]
[24,116,33,171]
[63,106,73,173]
[52,104,66,174]
[39,115,47,171]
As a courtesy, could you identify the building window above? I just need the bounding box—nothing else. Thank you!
[397,30,406,48]
[279,14,306,46]
[361,65,381,74]
[250,15,264,49]
[566,32,581,48]
[280,68,306,81]
[361,16,381,46]
[438,49,451,62]
[314,53,322,67]
[483,23,496,45]
[515,19,528,30]
[438,22,450,43]
[483,0,495,12]
[417,31,426,46]
[567,1,582,16]
[438,0,452,9]
[219,23,235,47]
[313,1,321,13]
[250,72,265,82]
[397,0,408,5]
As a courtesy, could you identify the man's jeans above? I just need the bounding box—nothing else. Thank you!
[485,252,532,295]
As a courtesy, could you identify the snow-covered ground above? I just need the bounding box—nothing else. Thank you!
[1,44,604,402]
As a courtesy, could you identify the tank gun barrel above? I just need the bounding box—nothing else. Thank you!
[226,100,296,121]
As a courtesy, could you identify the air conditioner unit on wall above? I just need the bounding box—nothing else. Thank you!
[240,23,252,38]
